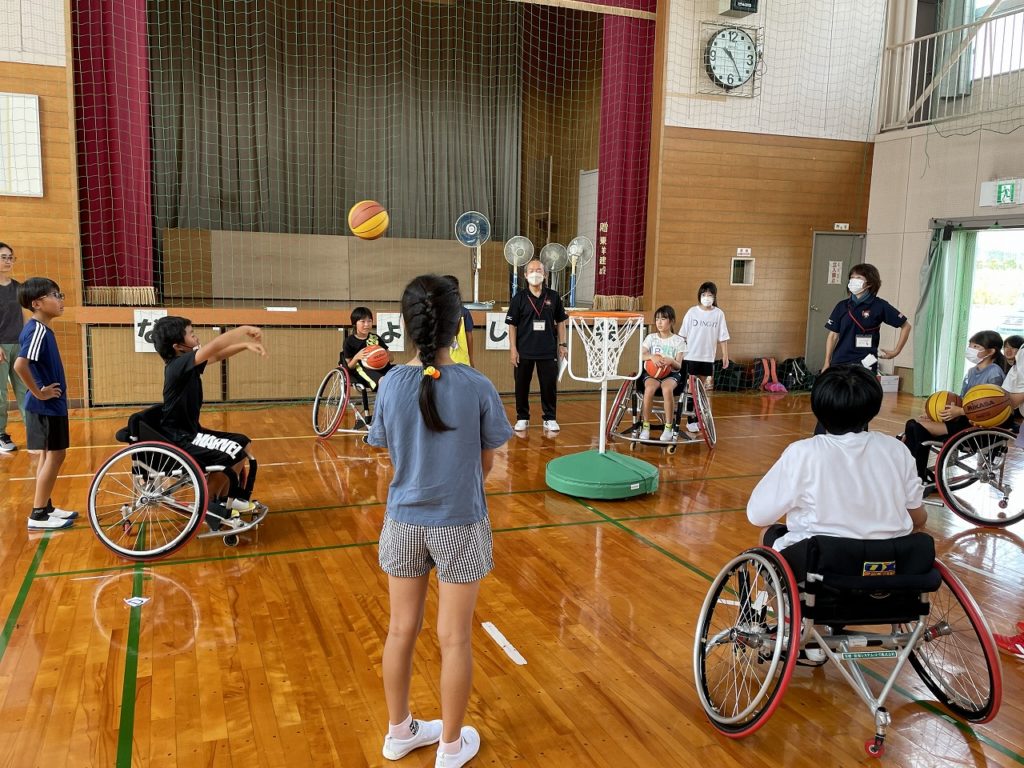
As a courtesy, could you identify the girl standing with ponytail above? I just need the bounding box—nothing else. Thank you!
[368,275,513,768]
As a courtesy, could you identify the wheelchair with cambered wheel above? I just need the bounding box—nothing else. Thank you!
[606,373,715,453]
[312,363,376,439]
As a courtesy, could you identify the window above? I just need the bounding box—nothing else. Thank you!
[973,1,1024,78]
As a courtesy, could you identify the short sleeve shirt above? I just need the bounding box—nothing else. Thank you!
[825,296,907,366]
[641,332,685,362]
[161,349,207,442]
[367,364,514,526]
[680,306,729,363]
[505,287,568,360]
[1003,364,1024,416]
[18,318,68,416]
[961,362,1005,396]
[0,279,24,344]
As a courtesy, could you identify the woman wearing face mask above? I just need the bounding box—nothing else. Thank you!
[505,257,569,433]
[679,282,730,434]
[822,264,911,373]
[902,330,1008,482]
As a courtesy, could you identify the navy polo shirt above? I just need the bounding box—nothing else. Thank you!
[505,287,568,360]
[825,295,907,367]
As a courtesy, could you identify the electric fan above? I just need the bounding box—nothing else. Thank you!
[539,242,568,296]
[503,236,534,298]
[454,211,493,309]
[566,235,595,308]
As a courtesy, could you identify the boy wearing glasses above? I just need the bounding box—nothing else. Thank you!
[0,242,28,452]
[13,277,77,529]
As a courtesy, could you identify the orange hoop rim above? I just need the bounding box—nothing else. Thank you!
[568,310,645,320]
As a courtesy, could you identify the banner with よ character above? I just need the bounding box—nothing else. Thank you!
[376,312,405,352]
[485,313,509,350]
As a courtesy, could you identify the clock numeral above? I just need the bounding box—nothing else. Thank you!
[727,30,738,42]
[709,49,716,61]
[727,74,735,85]
[746,54,754,66]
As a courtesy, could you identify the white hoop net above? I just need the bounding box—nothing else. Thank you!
[568,314,644,383]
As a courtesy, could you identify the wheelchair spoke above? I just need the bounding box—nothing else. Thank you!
[937,429,1024,527]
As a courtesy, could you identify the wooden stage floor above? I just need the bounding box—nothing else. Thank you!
[0,389,1021,767]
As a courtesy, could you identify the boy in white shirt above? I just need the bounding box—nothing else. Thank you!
[747,365,926,578]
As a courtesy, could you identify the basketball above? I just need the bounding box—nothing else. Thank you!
[962,383,1012,427]
[924,390,962,422]
[348,200,389,240]
[363,345,389,370]
[644,358,671,379]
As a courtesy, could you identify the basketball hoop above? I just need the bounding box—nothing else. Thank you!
[545,310,659,500]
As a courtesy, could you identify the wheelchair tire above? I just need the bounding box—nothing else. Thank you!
[935,427,1024,527]
[690,375,717,449]
[907,560,1002,723]
[313,367,350,438]
[88,441,208,561]
[694,546,800,737]
[605,376,634,442]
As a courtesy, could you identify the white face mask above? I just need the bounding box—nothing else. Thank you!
[965,347,985,365]
[526,272,544,286]
[848,278,866,294]
[700,295,714,308]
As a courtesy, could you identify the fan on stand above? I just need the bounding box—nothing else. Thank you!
[454,211,494,310]
[566,235,595,309]
[539,242,568,296]
[503,236,534,300]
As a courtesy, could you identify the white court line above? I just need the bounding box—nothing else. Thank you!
[945,555,1020,581]
[482,621,527,665]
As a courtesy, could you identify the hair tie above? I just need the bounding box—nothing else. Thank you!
[423,366,440,379]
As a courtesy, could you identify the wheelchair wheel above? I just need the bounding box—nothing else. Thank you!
[694,546,801,737]
[312,367,350,438]
[907,560,1002,723]
[88,442,208,561]
[690,375,717,449]
[935,427,1024,527]
[605,376,634,442]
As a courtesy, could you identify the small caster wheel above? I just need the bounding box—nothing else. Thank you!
[629,441,637,452]
[865,739,884,758]
[224,534,239,548]
[667,444,677,455]
[999,500,1008,509]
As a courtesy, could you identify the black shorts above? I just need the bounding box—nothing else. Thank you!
[179,429,250,469]
[640,369,683,387]
[25,412,70,451]
[684,360,714,378]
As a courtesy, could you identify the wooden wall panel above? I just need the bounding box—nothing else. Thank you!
[227,327,341,401]
[648,127,873,362]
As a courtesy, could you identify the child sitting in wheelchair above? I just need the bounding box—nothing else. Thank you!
[151,317,267,526]
[747,365,927,580]
[342,306,394,391]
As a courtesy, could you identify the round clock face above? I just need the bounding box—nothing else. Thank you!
[704,27,756,90]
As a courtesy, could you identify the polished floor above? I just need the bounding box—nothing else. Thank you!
[0,389,1022,767]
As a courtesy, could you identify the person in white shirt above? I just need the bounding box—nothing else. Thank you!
[680,282,729,433]
[1003,335,1023,433]
[747,365,927,579]
[638,305,686,441]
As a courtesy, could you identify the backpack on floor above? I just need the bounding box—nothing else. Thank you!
[752,357,787,393]
[779,357,815,391]
[713,359,748,392]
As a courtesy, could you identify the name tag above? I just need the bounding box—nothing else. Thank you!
[533,320,546,332]
[855,334,872,348]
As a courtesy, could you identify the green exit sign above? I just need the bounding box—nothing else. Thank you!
[997,181,1016,204]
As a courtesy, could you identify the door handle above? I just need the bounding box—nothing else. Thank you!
[810,305,820,311]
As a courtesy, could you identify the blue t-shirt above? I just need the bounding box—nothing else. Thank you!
[367,364,513,526]
[18,318,68,416]
[961,363,1005,395]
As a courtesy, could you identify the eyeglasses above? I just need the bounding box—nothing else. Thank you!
[47,292,65,300]
[0,255,14,262]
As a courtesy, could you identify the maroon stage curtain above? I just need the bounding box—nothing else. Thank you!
[595,12,655,299]
[73,0,153,300]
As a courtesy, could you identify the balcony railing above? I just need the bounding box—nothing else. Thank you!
[880,5,1024,132]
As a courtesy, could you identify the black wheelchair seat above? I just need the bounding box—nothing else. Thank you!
[115,404,166,444]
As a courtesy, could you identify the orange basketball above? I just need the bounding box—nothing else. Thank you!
[962,383,1012,427]
[924,390,962,423]
[644,358,671,379]
[363,345,389,370]
[348,200,389,240]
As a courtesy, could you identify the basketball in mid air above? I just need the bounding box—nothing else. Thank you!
[348,200,389,240]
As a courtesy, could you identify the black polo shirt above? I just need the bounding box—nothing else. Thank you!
[161,349,206,442]
[825,295,907,367]
[505,287,568,360]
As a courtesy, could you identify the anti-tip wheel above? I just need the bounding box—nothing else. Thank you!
[865,740,884,758]
[224,534,239,548]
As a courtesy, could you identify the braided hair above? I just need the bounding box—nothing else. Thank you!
[401,275,462,432]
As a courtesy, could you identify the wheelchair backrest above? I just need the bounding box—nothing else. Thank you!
[116,405,167,444]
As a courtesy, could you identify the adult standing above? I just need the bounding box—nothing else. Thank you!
[0,242,28,452]
[506,258,568,432]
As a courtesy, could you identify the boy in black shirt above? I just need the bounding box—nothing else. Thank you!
[341,306,393,390]
[152,317,266,516]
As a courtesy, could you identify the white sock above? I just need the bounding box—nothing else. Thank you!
[388,713,413,740]
[440,737,462,755]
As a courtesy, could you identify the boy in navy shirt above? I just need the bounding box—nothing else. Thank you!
[13,277,78,529]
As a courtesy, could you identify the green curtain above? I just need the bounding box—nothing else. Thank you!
[913,229,977,395]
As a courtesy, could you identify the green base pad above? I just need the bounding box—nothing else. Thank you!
[545,450,659,500]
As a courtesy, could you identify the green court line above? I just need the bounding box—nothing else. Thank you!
[0,534,51,664]
[115,563,145,768]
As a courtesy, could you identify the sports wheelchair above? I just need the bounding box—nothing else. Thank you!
[693,533,1002,757]
[606,373,715,453]
[312,363,375,439]
[921,426,1024,527]
[87,406,268,560]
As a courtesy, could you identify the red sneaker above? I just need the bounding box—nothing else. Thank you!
[993,630,1024,658]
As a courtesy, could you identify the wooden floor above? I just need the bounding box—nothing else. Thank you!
[0,389,1022,767]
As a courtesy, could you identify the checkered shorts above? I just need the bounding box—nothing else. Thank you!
[379,516,493,583]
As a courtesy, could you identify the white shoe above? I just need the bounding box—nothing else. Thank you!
[47,506,79,520]
[0,433,16,452]
[383,718,443,761]
[638,425,650,440]
[513,420,529,431]
[686,422,700,434]
[28,514,73,530]
[660,427,675,442]
[435,726,481,768]
[543,419,560,432]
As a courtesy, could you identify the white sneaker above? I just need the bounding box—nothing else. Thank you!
[28,514,73,530]
[638,425,650,440]
[660,427,675,442]
[543,420,560,432]
[0,433,16,452]
[383,718,443,761]
[513,419,529,431]
[435,726,481,768]
[686,422,700,434]
[47,506,79,520]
